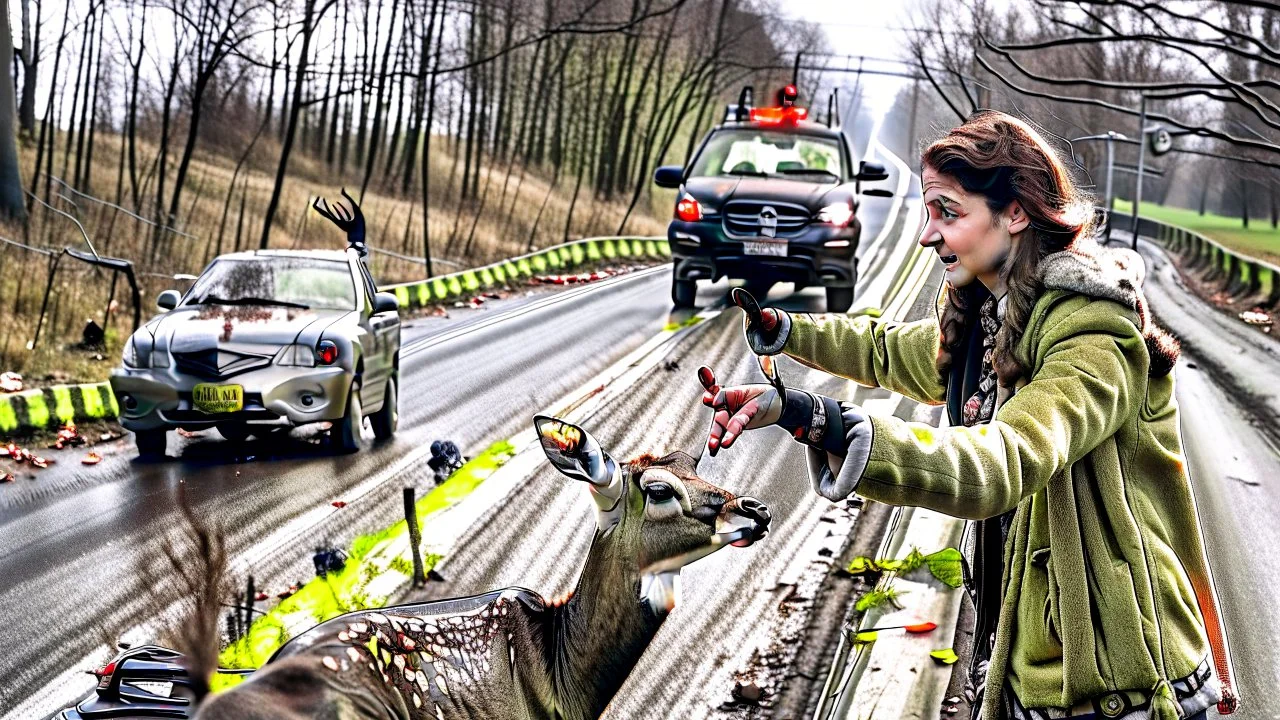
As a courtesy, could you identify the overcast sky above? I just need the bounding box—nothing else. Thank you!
[782,0,918,116]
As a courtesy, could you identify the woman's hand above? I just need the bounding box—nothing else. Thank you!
[698,366,781,456]
[733,288,791,356]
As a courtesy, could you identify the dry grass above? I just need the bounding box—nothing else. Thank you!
[0,127,669,378]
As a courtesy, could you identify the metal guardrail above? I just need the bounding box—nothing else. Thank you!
[378,235,670,310]
[1110,210,1280,309]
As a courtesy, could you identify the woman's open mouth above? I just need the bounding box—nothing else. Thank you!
[938,253,959,269]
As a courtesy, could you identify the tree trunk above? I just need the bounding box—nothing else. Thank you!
[0,0,27,221]
[17,0,36,136]
[358,0,401,200]
[82,13,107,194]
[261,0,322,249]
[33,0,71,211]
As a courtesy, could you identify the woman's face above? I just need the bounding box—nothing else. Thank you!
[918,165,1028,290]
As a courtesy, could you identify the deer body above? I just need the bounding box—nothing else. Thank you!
[193,417,770,719]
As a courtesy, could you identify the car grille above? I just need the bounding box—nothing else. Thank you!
[173,348,274,380]
[723,201,811,238]
[164,392,275,422]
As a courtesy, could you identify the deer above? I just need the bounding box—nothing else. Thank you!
[182,415,771,720]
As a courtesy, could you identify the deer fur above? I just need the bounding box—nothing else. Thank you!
[176,422,769,720]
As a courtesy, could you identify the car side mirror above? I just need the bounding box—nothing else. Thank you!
[856,161,889,182]
[374,292,399,315]
[653,165,684,189]
[156,289,181,311]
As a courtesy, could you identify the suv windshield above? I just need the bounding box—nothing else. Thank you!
[689,129,844,180]
[186,258,357,311]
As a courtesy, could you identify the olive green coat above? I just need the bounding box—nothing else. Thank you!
[779,245,1230,718]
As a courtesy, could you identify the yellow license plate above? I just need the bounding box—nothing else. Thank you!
[192,384,244,414]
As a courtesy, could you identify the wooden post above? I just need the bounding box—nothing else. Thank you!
[244,575,255,633]
[404,487,426,587]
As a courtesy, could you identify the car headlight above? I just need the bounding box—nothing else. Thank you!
[122,338,149,368]
[276,344,317,367]
[817,201,854,227]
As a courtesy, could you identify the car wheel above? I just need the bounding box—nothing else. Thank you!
[135,429,167,459]
[672,271,697,309]
[330,381,363,453]
[370,375,398,441]
[217,423,252,443]
[826,286,854,313]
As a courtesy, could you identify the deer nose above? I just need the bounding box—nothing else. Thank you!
[692,496,726,526]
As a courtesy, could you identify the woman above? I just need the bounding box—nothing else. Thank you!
[698,111,1236,720]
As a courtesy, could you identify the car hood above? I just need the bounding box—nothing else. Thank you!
[684,176,849,212]
[149,305,353,354]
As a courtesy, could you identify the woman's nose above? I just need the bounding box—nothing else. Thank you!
[919,225,941,249]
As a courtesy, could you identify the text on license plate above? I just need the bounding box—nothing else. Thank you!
[192,383,244,414]
[744,239,787,257]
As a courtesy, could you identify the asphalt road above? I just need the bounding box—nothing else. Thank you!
[1131,235,1280,720]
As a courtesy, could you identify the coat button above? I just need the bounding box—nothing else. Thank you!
[1099,693,1125,717]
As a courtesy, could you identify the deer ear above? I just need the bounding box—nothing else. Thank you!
[535,415,618,488]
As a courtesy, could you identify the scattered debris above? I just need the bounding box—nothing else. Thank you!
[929,648,959,665]
[313,547,349,578]
[331,500,347,509]
[276,582,301,600]
[732,681,764,704]
[0,372,22,393]
[482,292,504,300]
[0,472,13,483]
[1240,309,1273,326]
[51,423,85,450]
[430,306,449,318]
[1,442,52,469]
[428,440,467,484]
[1228,475,1261,487]
[81,452,103,465]
[662,360,680,372]
[81,320,105,348]
[453,300,467,308]
[254,591,269,602]
[177,428,201,438]
[468,296,485,308]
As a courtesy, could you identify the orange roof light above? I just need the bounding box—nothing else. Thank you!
[749,106,809,125]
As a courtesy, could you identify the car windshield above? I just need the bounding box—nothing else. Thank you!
[688,129,844,180]
[186,257,356,311]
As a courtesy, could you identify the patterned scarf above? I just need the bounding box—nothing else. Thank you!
[962,295,1001,427]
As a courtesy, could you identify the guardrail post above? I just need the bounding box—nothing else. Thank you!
[405,487,426,588]
[1244,260,1262,297]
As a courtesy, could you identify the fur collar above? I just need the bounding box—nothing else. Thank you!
[1038,239,1179,376]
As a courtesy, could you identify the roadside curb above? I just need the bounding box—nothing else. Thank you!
[0,382,118,436]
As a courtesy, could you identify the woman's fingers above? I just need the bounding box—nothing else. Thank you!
[698,366,721,407]
[720,399,760,449]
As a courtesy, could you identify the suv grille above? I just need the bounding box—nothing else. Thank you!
[723,201,810,238]
[173,348,273,380]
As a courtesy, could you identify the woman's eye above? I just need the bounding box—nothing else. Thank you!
[646,483,676,502]
[939,205,958,219]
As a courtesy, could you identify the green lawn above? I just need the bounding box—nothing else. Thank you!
[1113,200,1280,266]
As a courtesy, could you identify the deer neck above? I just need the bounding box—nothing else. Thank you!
[549,526,666,720]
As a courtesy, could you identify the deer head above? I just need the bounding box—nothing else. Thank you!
[535,415,770,613]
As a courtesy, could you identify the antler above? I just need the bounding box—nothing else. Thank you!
[312,188,367,255]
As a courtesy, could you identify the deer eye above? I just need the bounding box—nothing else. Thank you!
[645,483,676,502]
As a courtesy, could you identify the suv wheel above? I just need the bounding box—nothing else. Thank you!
[135,429,167,459]
[672,272,697,309]
[826,287,854,313]
[370,375,398,440]
[330,381,364,453]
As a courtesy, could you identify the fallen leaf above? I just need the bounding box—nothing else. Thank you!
[930,648,959,665]
[854,631,878,644]
[31,456,50,468]
[925,548,965,588]
[331,500,347,508]
[82,452,102,465]
[0,472,14,483]
[905,621,939,634]
[0,372,22,393]
[254,592,269,601]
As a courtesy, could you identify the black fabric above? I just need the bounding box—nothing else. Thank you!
[777,389,847,457]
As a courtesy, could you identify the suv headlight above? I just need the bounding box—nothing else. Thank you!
[276,344,317,367]
[817,201,854,227]
[122,338,149,368]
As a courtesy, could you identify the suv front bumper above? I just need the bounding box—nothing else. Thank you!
[109,365,353,431]
[668,218,860,288]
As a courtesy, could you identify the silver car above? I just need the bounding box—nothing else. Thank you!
[110,248,401,457]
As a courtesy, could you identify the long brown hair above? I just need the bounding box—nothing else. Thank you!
[924,110,1095,385]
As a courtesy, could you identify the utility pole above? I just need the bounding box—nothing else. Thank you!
[1105,133,1115,241]
[907,79,920,163]
[1130,93,1147,250]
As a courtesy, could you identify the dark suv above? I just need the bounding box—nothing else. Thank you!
[654,87,890,311]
